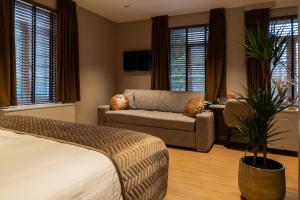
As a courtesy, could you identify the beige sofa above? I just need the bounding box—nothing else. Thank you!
[98,89,215,152]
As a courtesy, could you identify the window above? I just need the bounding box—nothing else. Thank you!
[169,25,209,92]
[269,17,298,99]
[15,0,57,104]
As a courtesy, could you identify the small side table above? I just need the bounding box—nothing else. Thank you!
[208,104,229,144]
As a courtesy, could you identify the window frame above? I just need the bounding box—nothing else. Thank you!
[15,0,57,105]
[168,24,209,92]
[269,15,298,99]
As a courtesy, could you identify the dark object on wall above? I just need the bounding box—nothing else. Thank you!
[0,0,17,107]
[56,0,80,103]
[123,50,152,71]
[151,15,169,90]
[244,8,270,92]
[206,8,227,102]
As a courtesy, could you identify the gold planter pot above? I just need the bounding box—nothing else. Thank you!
[238,156,286,200]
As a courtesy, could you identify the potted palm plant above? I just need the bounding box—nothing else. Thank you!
[237,25,291,200]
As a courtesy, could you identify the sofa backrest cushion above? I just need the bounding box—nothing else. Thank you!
[124,89,204,113]
[158,91,204,113]
[124,89,161,110]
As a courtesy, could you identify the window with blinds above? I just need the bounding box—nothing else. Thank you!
[169,25,208,92]
[15,0,57,104]
[269,17,298,99]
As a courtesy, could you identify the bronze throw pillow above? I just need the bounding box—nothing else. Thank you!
[184,97,204,118]
[110,94,129,110]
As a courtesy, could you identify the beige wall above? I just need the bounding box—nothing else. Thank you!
[115,9,245,94]
[225,7,247,95]
[76,6,116,125]
[168,12,209,27]
[115,12,210,93]
[33,0,56,9]
[115,6,297,95]
[116,20,152,92]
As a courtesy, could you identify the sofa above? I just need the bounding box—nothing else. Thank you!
[98,89,215,152]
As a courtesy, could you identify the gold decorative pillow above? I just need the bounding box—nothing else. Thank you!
[184,97,204,118]
[110,94,129,110]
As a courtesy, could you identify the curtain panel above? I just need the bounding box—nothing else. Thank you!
[0,0,17,107]
[244,8,270,92]
[151,15,169,90]
[206,8,227,102]
[57,0,80,103]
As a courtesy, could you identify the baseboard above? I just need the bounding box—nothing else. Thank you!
[215,141,298,157]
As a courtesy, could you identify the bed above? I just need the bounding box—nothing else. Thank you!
[0,115,169,200]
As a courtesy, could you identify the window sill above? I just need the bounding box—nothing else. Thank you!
[281,108,298,114]
[0,103,75,112]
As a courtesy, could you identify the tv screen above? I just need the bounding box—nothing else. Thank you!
[123,50,151,71]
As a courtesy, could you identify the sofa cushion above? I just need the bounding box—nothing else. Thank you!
[124,89,161,111]
[183,97,205,118]
[158,91,204,113]
[105,110,196,131]
[124,92,136,109]
[110,94,129,110]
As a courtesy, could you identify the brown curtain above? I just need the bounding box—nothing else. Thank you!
[57,0,80,103]
[245,8,269,91]
[151,15,169,90]
[206,8,227,101]
[0,0,17,107]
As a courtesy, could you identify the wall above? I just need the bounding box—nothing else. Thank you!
[115,12,210,93]
[76,7,116,125]
[33,0,56,8]
[29,0,117,125]
[115,8,243,94]
[225,7,247,95]
[115,6,297,95]
[116,20,152,92]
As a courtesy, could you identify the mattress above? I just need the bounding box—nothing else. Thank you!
[0,115,169,200]
[0,129,122,200]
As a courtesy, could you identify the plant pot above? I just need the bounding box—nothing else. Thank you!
[238,156,286,200]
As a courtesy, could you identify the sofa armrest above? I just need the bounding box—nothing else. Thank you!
[97,105,110,125]
[195,111,215,152]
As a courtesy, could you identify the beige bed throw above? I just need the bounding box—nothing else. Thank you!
[0,115,169,200]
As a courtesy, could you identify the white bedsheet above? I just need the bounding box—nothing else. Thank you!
[0,129,122,200]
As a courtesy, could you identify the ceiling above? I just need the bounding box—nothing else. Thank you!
[74,0,298,23]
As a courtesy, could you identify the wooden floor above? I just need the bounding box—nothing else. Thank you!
[165,145,298,200]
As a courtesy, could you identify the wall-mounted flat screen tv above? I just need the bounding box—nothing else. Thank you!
[123,50,152,71]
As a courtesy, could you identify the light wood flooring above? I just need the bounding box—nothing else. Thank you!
[165,145,298,200]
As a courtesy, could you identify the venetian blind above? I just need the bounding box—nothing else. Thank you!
[269,17,298,98]
[169,26,208,92]
[15,0,57,104]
